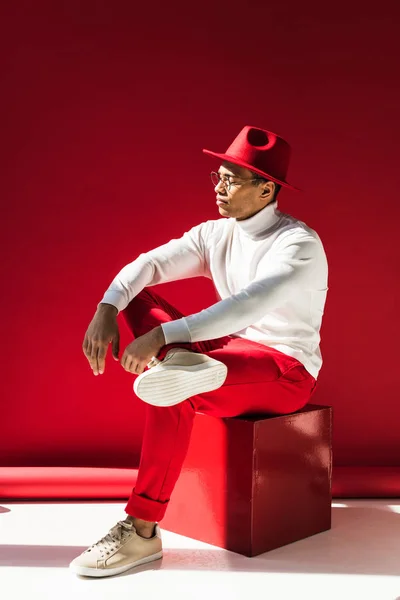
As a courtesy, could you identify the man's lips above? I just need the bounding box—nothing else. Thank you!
[216,196,229,204]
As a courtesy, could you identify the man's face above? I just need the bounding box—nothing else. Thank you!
[214,161,276,221]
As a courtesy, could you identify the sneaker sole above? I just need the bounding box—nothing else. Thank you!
[134,361,228,407]
[70,550,163,578]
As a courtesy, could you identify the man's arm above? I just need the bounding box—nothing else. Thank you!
[99,222,210,313]
[160,234,324,344]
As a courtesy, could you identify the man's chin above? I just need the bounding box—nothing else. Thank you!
[217,206,230,217]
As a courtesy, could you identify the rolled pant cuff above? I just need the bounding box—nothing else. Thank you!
[125,488,169,522]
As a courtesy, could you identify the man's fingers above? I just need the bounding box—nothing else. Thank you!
[89,344,98,375]
[82,336,89,356]
[130,361,143,374]
[125,358,136,374]
[90,343,104,375]
[86,341,145,375]
[83,337,90,358]
[84,340,93,364]
[118,345,146,374]
[122,355,138,374]
[97,345,107,374]
[129,360,146,375]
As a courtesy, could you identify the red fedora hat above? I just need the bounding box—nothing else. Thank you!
[203,125,302,192]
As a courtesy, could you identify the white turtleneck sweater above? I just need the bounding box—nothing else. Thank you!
[100,202,329,379]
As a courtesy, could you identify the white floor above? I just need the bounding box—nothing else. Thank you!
[1,500,400,600]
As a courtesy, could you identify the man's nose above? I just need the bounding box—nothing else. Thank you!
[215,180,226,193]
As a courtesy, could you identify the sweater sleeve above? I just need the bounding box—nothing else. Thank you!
[99,222,209,313]
[161,233,320,343]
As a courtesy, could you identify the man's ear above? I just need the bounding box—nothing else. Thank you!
[261,182,275,197]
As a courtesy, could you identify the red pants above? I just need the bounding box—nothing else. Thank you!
[123,289,317,522]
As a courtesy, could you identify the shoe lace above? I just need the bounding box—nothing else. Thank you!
[86,520,133,556]
[147,356,161,369]
[146,349,183,370]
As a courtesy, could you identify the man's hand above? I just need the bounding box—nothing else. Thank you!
[120,326,166,375]
[82,303,120,376]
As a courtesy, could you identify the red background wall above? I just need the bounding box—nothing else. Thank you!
[1,2,399,473]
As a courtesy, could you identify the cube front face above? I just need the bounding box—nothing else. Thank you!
[162,405,332,556]
[252,406,332,555]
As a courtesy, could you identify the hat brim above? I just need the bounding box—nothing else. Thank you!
[202,149,303,193]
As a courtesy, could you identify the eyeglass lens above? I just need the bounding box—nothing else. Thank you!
[210,172,231,188]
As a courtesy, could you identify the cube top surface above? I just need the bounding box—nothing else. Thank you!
[222,403,331,423]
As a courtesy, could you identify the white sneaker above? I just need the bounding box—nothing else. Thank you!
[133,349,228,407]
[69,518,162,578]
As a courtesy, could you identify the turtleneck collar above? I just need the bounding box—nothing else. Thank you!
[234,201,282,240]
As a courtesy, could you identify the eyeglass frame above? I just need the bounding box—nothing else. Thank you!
[210,171,264,191]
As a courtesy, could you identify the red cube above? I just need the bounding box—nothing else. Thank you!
[162,403,332,556]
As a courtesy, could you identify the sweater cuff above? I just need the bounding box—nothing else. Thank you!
[98,291,128,313]
[161,318,191,344]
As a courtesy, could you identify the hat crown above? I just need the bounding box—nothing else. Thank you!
[226,126,291,182]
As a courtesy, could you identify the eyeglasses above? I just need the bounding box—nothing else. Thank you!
[210,171,260,191]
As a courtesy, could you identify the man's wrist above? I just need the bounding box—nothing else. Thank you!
[154,325,166,346]
[97,303,118,317]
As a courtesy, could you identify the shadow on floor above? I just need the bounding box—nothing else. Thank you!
[0,505,399,577]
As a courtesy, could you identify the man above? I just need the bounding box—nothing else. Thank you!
[70,125,329,577]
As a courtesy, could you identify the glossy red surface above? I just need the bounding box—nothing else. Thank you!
[0,467,139,499]
[2,465,400,500]
[162,404,333,556]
